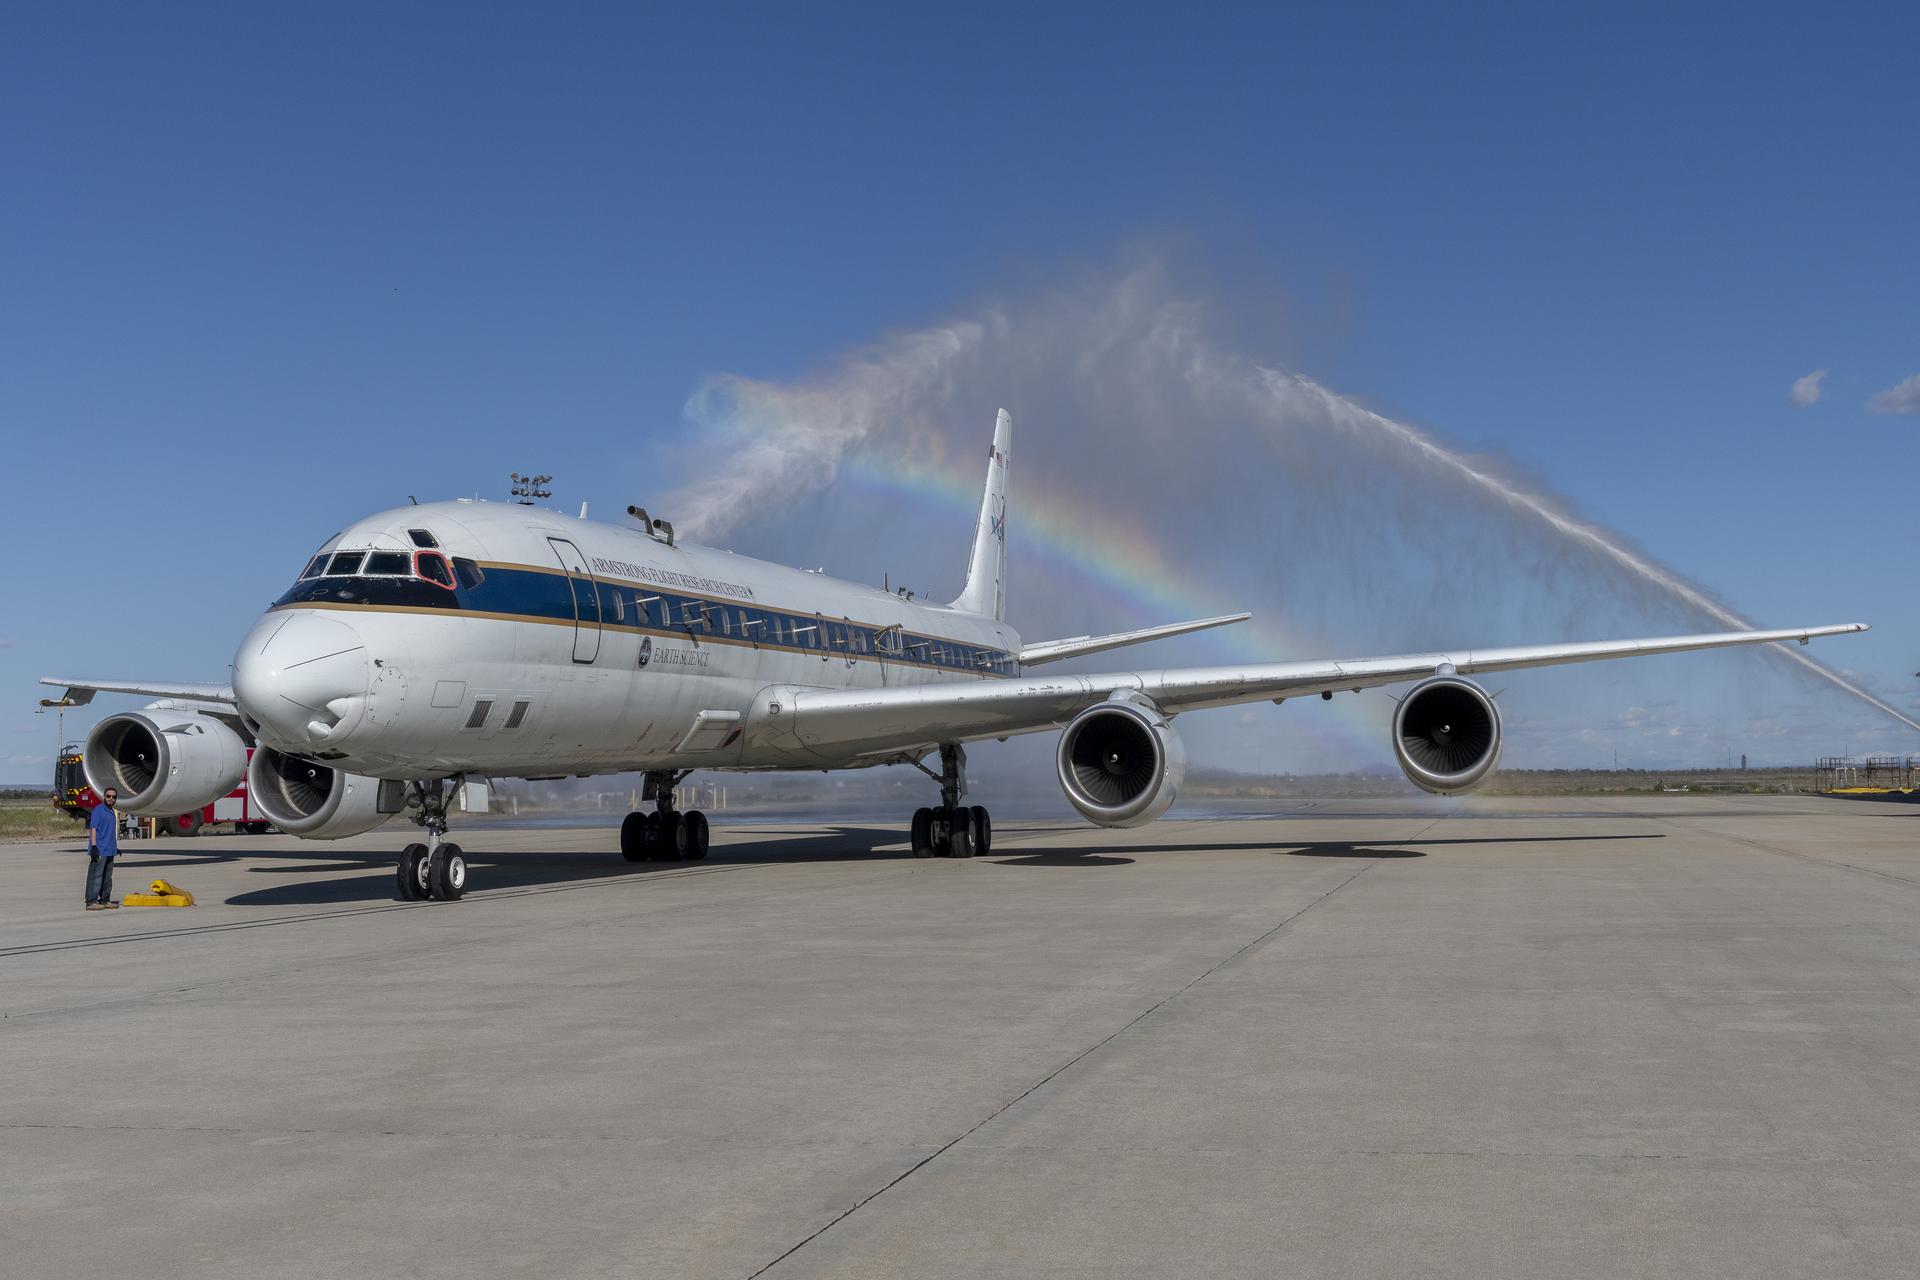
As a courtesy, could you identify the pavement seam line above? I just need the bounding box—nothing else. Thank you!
[1644,812,1920,888]
[7,826,1081,960]
[745,852,1387,1279]
[0,862,771,958]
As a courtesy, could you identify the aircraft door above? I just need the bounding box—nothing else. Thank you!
[546,537,602,663]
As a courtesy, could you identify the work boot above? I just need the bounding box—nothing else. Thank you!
[86,903,104,911]
[104,901,121,909]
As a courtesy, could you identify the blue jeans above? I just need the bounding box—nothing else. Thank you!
[86,854,115,904]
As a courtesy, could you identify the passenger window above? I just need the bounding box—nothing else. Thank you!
[325,552,364,576]
[364,551,409,575]
[408,529,439,548]
[611,593,625,622]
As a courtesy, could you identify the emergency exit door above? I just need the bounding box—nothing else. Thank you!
[546,537,602,663]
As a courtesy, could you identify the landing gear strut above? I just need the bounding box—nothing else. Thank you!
[621,771,710,863]
[910,743,992,859]
[397,778,467,902]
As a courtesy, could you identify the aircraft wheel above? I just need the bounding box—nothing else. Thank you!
[397,843,430,900]
[910,807,934,857]
[685,811,709,860]
[970,805,992,857]
[429,843,467,900]
[944,808,975,859]
[170,811,203,837]
[620,811,649,862]
[659,812,689,860]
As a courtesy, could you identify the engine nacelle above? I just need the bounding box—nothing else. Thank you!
[1055,698,1187,827]
[1392,675,1502,795]
[247,747,396,839]
[84,707,248,816]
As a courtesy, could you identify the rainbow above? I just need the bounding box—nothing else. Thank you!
[835,448,1386,761]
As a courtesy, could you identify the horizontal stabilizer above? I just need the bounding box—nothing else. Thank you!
[1018,613,1252,666]
[40,677,237,706]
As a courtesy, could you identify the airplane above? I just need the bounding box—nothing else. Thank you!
[46,409,1867,901]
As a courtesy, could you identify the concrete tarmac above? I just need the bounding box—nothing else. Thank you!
[4,795,1918,1278]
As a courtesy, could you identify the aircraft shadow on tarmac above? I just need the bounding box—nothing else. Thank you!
[1022,833,1665,860]
[125,828,1665,906]
[207,826,923,906]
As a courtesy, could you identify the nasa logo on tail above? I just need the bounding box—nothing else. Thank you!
[989,497,1006,543]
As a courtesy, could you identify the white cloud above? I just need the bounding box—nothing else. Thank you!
[1867,373,1920,415]
[1786,369,1827,408]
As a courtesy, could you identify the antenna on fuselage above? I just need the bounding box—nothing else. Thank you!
[626,505,675,547]
[509,472,553,504]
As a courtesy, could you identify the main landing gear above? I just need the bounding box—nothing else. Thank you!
[621,770,711,863]
[397,779,467,902]
[909,743,993,859]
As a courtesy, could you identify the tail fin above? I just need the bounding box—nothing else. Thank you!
[951,408,1011,620]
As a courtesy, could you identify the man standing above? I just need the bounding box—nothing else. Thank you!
[86,788,121,910]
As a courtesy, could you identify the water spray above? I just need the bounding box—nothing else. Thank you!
[1261,370,1920,735]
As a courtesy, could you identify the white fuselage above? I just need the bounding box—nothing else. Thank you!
[231,500,1021,781]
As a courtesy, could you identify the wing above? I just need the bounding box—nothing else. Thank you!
[1018,613,1252,665]
[786,623,1868,758]
[40,677,237,706]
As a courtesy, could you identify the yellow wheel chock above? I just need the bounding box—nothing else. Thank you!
[124,879,195,907]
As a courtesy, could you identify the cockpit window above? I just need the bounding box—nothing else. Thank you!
[325,552,365,576]
[364,551,410,575]
[300,555,329,580]
[415,550,456,589]
[453,557,485,590]
[408,529,439,549]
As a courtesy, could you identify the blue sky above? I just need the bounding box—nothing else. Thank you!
[3,3,1916,780]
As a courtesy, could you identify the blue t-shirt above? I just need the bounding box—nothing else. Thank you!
[88,805,119,858]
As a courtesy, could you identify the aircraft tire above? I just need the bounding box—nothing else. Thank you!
[620,811,649,862]
[397,844,430,900]
[429,843,467,900]
[661,812,689,861]
[945,809,975,859]
[685,811,709,859]
[970,805,991,857]
[910,807,934,857]
[170,811,203,837]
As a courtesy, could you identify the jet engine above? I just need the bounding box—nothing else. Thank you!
[247,747,396,839]
[1392,675,1503,795]
[1055,697,1187,827]
[84,707,248,817]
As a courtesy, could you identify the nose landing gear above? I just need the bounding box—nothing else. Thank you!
[909,744,993,859]
[621,770,711,863]
[396,779,467,901]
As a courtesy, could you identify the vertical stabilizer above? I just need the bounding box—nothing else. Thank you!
[951,408,1011,620]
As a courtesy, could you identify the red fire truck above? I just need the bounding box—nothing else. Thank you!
[54,744,273,836]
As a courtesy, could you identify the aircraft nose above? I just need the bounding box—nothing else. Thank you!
[233,613,373,747]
